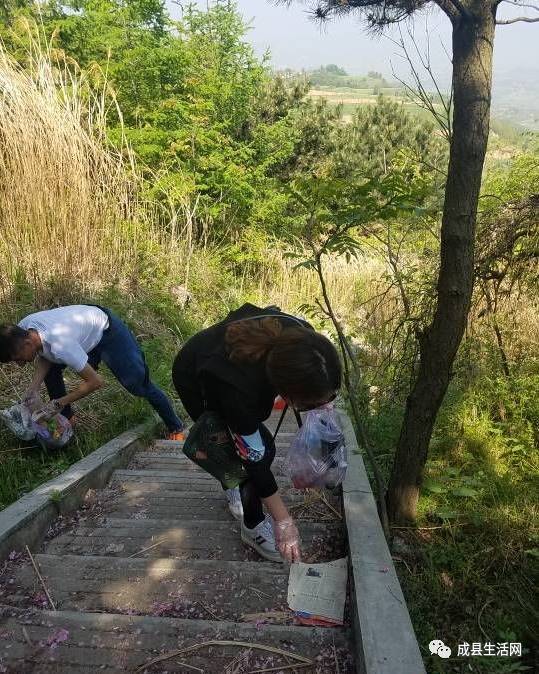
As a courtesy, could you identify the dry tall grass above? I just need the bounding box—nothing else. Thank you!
[0,39,174,312]
[0,35,386,329]
[256,248,383,318]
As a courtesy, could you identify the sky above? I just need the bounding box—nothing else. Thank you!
[171,1,539,87]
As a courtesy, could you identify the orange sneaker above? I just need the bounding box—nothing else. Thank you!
[166,430,185,441]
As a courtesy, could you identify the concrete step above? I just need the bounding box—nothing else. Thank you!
[0,605,354,673]
[130,453,291,476]
[6,555,291,622]
[110,483,305,502]
[151,423,299,449]
[116,468,217,480]
[108,493,236,521]
[44,518,345,563]
[151,439,185,451]
[132,452,195,468]
[100,485,341,524]
[151,437,295,452]
[114,477,222,495]
[111,469,294,491]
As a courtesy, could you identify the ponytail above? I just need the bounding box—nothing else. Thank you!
[226,317,342,403]
[226,317,283,363]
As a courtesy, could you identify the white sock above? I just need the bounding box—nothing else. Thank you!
[241,430,264,450]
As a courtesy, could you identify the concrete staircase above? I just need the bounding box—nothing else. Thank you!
[0,411,354,673]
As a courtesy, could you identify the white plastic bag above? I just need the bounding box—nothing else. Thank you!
[288,406,347,489]
[0,403,35,441]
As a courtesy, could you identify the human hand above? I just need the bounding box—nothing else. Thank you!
[274,517,301,563]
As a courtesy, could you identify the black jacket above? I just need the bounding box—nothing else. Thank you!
[172,303,311,435]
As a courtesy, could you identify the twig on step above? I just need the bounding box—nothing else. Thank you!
[127,539,168,558]
[25,545,56,611]
[288,495,318,512]
[249,663,311,673]
[226,648,252,674]
[248,586,271,599]
[176,663,203,673]
[289,490,341,521]
[135,640,313,672]
[196,601,219,620]
[320,492,342,520]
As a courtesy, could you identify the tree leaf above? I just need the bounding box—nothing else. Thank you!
[451,487,478,498]
[423,479,447,494]
[445,467,459,477]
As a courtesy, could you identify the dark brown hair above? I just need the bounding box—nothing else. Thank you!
[0,325,29,363]
[225,318,341,402]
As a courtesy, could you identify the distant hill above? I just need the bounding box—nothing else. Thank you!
[292,64,539,133]
[306,65,398,91]
[491,67,539,131]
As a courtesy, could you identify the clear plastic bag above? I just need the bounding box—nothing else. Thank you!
[0,403,35,441]
[287,406,347,489]
[32,413,73,449]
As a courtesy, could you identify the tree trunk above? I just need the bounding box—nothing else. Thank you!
[386,6,497,524]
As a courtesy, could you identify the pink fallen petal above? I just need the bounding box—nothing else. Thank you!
[45,628,69,649]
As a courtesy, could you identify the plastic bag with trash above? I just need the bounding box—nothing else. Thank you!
[287,406,347,489]
[0,401,73,448]
[0,403,35,441]
[32,411,73,449]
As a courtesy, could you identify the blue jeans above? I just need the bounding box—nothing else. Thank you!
[44,309,183,432]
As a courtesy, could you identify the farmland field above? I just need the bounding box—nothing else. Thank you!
[306,85,446,123]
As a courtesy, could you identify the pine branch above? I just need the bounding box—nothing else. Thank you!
[496,15,539,22]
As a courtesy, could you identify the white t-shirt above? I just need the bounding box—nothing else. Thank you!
[19,305,109,372]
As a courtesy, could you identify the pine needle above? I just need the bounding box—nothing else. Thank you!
[135,640,313,672]
[249,664,311,673]
[320,491,342,520]
[175,663,203,673]
[127,538,167,558]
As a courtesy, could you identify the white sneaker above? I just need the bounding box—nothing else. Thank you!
[225,487,243,521]
[241,516,283,563]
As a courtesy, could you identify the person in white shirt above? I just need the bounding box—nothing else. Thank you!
[0,305,184,440]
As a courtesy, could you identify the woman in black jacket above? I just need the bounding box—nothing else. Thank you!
[172,303,341,563]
